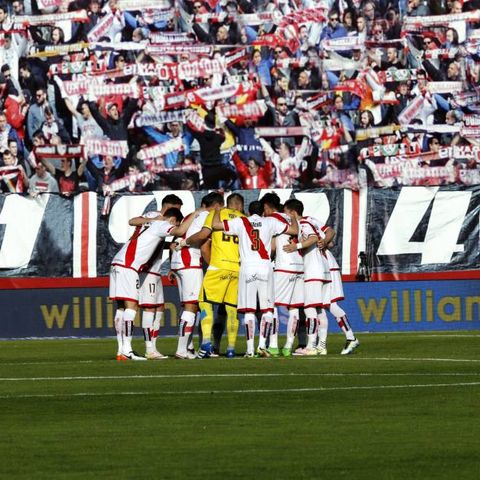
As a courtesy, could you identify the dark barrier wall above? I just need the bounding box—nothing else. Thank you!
[1,280,478,339]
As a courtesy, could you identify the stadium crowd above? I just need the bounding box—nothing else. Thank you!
[0,0,480,197]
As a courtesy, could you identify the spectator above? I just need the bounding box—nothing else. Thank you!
[42,156,88,197]
[233,154,273,189]
[88,98,138,141]
[28,161,59,196]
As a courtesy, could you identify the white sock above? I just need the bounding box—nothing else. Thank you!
[305,307,318,349]
[270,308,279,349]
[285,308,299,349]
[152,311,163,350]
[177,310,196,355]
[114,309,124,354]
[317,309,328,349]
[244,313,255,355]
[142,311,155,353]
[258,312,272,349]
[330,303,355,341]
[122,308,137,354]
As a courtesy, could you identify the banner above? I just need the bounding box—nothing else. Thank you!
[1,279,478,338]
[84,139,129,158]
[137,137,184,159]
[134,109,187,128]
[366,186,480,275]
[0,188,478,280]
[14,10,89,26]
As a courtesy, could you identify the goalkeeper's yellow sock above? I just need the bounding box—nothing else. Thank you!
[199,301,214,344]
[226,304,239,349]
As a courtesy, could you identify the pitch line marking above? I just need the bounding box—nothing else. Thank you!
[1,382,480,399]
[1,373,480,382]
[1,356,480,368]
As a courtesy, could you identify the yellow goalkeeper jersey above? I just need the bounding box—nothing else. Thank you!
[203,208,244,272]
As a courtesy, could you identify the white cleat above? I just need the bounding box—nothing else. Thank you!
[316,347,328,356]
[120,350,147,361]
[292,347,317,356]
[175,351,196,360]
[341,338,360,355]
[292,347,308,356]
[145,350,168,360]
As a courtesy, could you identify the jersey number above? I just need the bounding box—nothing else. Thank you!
[251,229,260,251]
[222,233,239,244]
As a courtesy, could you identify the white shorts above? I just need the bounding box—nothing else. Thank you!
[174,268,203,304]
[138,272,164,308]
[237,264,274,313]
[109,265,139,303]
[274,271,304,308]
[324,269,345,306]
[304,278,330,308]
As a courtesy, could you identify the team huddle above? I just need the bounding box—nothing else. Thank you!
[109,192,360,360]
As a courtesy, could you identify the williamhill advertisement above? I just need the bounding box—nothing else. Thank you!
[1,280,478,338]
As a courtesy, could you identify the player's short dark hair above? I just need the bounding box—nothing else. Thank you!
[226,193,244,208]
[261,192,282,211]
[248,200,263,216]
[162,194,183,207]
[163,207,183,223]
[202,191,224,208]
[284,198,304,216]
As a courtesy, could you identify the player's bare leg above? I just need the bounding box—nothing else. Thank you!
[297,307,318,356]
[212,304,226,356]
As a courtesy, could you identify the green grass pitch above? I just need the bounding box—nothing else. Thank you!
[1,332,479,480]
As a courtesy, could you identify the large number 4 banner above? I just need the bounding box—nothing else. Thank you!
[367,186,480,276]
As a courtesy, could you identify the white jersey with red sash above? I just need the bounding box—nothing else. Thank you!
[299,215,331,308]
[269,212,304,308]
[170,210,209,304]
[223,214,287,266]
[111,218,175,273]
[269,212,303,273]
[171,210,208,271]
[311,217,344,305]
[299,216,331,282]
[223,214,287,312]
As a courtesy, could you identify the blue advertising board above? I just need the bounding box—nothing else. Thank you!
[0,280,478,339]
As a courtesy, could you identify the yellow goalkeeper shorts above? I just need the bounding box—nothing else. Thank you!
[199,269,239,307]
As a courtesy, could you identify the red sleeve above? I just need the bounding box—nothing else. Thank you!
[232,153,249,180]
[261,159,273,185]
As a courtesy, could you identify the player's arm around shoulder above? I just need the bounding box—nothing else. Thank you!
[170,208,204,238]
[284,234,317,253]
[284,217,299,237]
[176,209,212,250]
[128,211,161,226]
[211,207,226,231]
[318,226,335,250]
